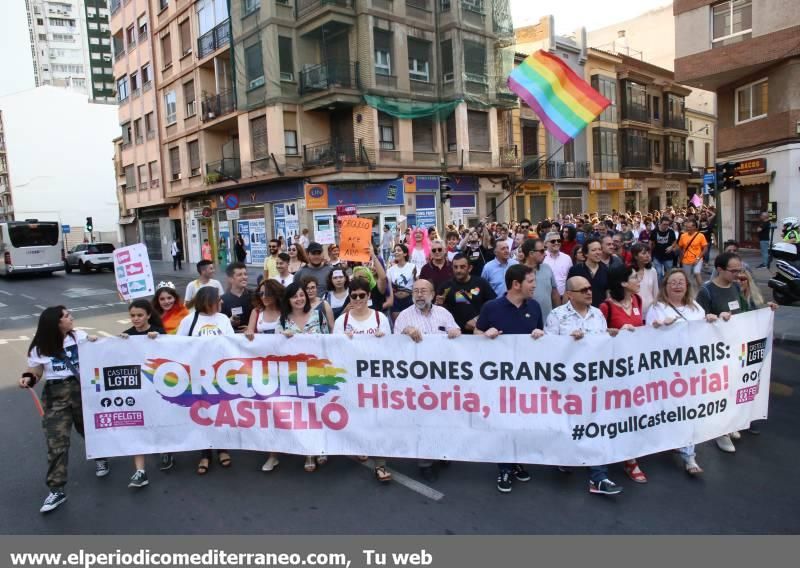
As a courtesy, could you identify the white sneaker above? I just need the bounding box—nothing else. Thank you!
[716,434,736,453]
[261,455,280,472]
[729,430,742,440]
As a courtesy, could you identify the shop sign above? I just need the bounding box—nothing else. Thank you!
[736,159,767,176]
[201,207,213,218]
[304,183,329,210]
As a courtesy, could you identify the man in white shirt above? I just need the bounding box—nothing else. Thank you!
[542,231,572,297]
[184,260,225,304]
[270,253,293,286]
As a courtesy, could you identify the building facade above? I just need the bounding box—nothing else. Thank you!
[112,0,520,265]
[674,0,800,247]
[585,49,693,214]
[0,111,13,222]
[25,0,116,103]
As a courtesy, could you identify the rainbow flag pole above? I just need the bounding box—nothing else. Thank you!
[483,50,611,221]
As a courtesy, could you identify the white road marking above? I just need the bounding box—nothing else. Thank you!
[21,294,36,300]
[116,319,130,324]
[0,302,6,308]
[34,305,47,311]
[351,458,445,501]
[0,290,11,296]
[0,335,31,345]
[97,331,114,337]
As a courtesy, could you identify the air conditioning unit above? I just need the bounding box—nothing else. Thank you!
[279,71,294,82]
[249,76,265,89]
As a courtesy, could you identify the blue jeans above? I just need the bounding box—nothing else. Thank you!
[589,465,609,484]
[760,240,770,267]
[652,257,673,281]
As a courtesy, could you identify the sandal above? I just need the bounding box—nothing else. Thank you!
[684,458,704,477]
[197,458,210,475]
[218,452,232,468]
[316,455,328,466]
[374,466,392,483]
[304,457,317,472]
[624,460,648,483]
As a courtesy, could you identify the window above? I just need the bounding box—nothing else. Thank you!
[462,0,484,13]
[124,165,136,191]
[138,15,148,38]
[563,140,575,163]
[278,36,294,81]
[623,80,648,122]
[88,22,99,30]
[412,118,434,152]
[249,116,268,160]
[169,147,181,180]
[591,75,617,122]
[133,118,142,143]
[90,37,100,45]
[467,110,489,151]
[126,25,136,48]
[161,33,172,68]
[197,0,229,36]
[164,91,177,124]
[284,130,298,155]
[712,0,752,47]
[39,33,47,40]
[592,128,618,173]
[665,94,685,127]
[704,142,711,168]
[378,112,395,150]
[145,112,155,137]
[149,161,160,186]
[652,95,660,119]
[130,71,139,93]
[408,38,431,82]
[621,129,649,167]
[179,19,192,56]
[37,18,44,25]
[245,43,264,89]
[446,113,457,151]
[521,121,538,156]
[463,40,486,82]
[138,165,148,188]
[188,141,200,176]
[141,63,152,86]
[688,140,695,164]
[440,39,453,82]
[159,0,169,10]
[374,30,392,75]
[116,75,129,101]
[245,0,261,14]
[735,78,768,124]
[121,121,132,145]
[651,139,661,164]
[667,136,686,167]
[183,80,196,116]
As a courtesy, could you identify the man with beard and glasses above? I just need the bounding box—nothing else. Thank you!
[439,254,496,333]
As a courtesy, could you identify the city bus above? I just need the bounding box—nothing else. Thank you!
[0,220,65,276]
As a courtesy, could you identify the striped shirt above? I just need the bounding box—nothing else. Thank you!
[393,304,459,335]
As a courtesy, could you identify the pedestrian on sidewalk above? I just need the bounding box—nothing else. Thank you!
[757,212,772,268]
[217,237,229,273]
[171,239,182,271]
[234,234,247,263]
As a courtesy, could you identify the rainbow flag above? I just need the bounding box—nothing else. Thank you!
[508,50,611,144]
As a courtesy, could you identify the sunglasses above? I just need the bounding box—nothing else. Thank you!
[549,239,561,244]
[534,249,546,253]
[350,292,368,300]
[570,287,592,294]
[431,248,443,252]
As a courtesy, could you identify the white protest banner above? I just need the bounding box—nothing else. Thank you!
[80,309,772,465]
[113,243,155,301]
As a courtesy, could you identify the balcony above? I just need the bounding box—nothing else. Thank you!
[299,60,360,95]
[664,114,687,131]
[621,151,651,171]
[197,19,230,60]
[206,158,241,183]
[303,139,373,169]
[664,156,690,173]
[621,103,650,124]
[546,161,590,179]
[499,145,519,168]
[201,89,236,122]
[298,0,352,17]
[462,2,485,28]
[374,73,397,90]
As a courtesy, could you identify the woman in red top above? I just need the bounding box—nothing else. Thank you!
[560,225,578,257]
[600,264,648,484]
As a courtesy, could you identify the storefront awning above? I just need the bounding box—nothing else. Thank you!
[738,173,771,187]
[118,216,136,225]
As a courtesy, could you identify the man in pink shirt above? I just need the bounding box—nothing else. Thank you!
[542,231,572,297]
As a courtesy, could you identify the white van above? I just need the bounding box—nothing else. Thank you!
[0,220,65,276]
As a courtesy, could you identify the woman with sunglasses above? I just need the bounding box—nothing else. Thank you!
[287,243,308,275]
[176,286,235,474]
[277,282,329,472]
[333,277,393,482]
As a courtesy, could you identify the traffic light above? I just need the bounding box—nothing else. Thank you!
[85,216,93,232]
[723,161,740,191]
[713,163,725,196]
[439,176,453,203]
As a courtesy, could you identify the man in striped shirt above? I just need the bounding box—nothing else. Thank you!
[394,278,461,481]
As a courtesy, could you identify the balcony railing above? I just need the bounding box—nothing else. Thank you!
[622,103,650,124]
[664,156,690,173]
[299,60,359,95]
[499,145,519,168]
[197,19,230,59]
[521,158,590,179]
[297,0,352,17]
[664,115,687,130]
[206,158,241,182]
[303,139,373,169]
[410,79,435,94]
[374,73,397,89]
[201,89,236,122]
[251,157,273,176]
[621,152,651,170]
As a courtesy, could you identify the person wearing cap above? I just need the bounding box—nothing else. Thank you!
[293,242,333,297]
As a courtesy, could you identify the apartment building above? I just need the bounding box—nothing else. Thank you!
[111,0,518,264]
[25,0,116,103]
[674,0,800,247]
[585,49,693,214]
[0,111,13,222]
[513,17,591,219]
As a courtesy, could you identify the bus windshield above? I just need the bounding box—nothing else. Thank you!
[8,223,60,247]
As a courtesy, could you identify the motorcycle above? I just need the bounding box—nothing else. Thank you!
[768,242,800,305]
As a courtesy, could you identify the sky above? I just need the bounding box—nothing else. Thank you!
[0,0,672,99]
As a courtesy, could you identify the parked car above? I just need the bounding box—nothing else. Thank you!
[65,242,116,273]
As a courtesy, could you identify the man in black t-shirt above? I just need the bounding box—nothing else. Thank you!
[650,216,677,280]
[440,254,497,333]
[462,226,495,276]
[221,262,252,333]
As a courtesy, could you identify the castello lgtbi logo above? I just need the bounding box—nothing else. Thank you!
[92,365,142,392]
[739,338,766,368]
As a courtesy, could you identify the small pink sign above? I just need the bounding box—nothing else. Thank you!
[94,411,144,429]
[736,385,759,404]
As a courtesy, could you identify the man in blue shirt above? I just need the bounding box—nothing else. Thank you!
[481,239,518,296]
[475,264,544,493]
